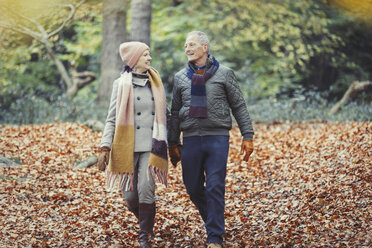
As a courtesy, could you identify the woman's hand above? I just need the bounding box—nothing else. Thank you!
[97,147,110,171]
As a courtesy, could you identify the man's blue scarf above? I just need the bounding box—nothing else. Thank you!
[186,56,219,118]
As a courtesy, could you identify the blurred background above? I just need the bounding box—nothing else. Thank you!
[0,0,371,125]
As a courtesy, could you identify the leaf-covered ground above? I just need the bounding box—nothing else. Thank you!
[0,122,371,247]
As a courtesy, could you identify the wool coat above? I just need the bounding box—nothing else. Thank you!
[101,73,155,152]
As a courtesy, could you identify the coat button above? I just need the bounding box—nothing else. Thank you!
[137,112,141,116]
[137,96,141,100]
[136,126,140,129]
[152,112,155,115]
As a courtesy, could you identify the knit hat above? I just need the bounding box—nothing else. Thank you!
[119,42,149,68]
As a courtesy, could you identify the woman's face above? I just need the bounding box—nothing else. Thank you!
[134,49,151,73]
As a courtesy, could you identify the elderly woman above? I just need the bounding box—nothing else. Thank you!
[97,41,168,248]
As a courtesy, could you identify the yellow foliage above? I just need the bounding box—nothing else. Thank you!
[328,0,372,22]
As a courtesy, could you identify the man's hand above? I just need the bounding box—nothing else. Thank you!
[240,140,254,162]
[169,144,182,167]
[97,147,110,171]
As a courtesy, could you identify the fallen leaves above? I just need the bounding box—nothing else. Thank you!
[0,121,371,247]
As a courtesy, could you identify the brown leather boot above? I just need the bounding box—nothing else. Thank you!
[138,203,155,248]
[125,199,139,219]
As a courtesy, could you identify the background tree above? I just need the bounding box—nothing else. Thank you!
[130,0,152,45]
[152,0,372,99]
[1,0,370,124]
[98,0,129,105]
[0,0,95,99]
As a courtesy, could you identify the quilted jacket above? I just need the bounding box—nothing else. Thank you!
[168,57,254,146]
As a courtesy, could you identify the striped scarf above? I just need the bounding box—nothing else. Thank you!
[106,67,168,191]
[187,56,219,118]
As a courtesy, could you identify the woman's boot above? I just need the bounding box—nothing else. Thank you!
[125,199,139,219]
[138,202,155,248]
[123,191,139,219]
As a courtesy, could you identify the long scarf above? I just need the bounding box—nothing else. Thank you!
[106,67,168,191]
[187,56,219,118]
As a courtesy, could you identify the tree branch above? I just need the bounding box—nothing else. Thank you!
[48,0,87,38]
[65,62,96,98]
[330,81,372,114]
[74,71,96,88]
[0,4,47,36]
[0,22,42,40]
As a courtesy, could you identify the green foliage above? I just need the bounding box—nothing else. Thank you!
[150,0,372,122]
[59,15,102,69]
[151,0,204,95]
[248,91,372,123]
[0,94,107,125]
[0,0,89,38]
[0,59,62,109]
[152,0,372,100]
[1,88,369,125]
[0,1,102,124]
[1,0,371,125]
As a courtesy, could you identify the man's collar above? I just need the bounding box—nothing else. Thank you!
[194,64,207,70]
[188,54,213,72]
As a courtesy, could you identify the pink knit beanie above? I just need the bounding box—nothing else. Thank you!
[119,41,149,68]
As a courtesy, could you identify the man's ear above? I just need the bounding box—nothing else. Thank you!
[203,44,209,52]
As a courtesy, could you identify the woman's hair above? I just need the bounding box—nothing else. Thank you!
[187,31,210,53]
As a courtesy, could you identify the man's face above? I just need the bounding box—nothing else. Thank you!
[184,35,208,65]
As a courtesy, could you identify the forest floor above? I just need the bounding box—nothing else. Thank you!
[0,122,371,248]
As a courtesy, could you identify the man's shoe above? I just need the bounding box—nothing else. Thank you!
[207,243,222,248]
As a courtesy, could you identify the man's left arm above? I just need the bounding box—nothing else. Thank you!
[225,69,254,161]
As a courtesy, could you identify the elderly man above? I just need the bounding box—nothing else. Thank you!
[168,31,254,248]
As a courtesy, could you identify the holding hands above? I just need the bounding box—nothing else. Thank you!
[169,144,182,167]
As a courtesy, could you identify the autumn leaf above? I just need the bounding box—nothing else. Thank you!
[0,121,371,247]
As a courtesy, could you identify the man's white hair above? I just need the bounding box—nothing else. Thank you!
[187,31,210,54]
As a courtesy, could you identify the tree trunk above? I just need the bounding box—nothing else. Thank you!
[74,156,98,169]
[98,0,128,106]
[130,0,151,46]
[330,81,372,114]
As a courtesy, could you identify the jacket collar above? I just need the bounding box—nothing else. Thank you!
[132,71,149,86]
[188,54,214,73]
